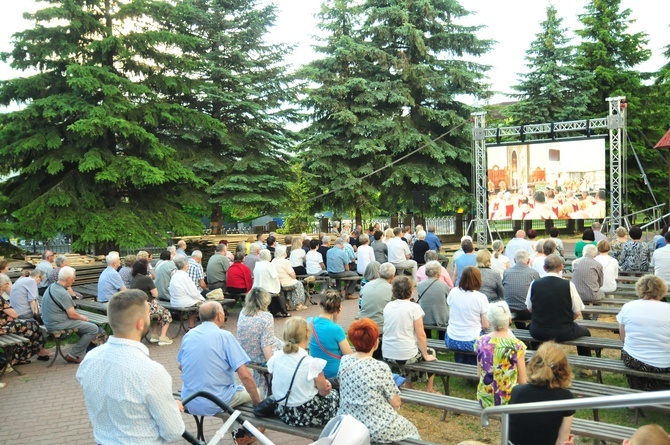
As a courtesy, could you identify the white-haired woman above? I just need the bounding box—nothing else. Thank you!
[273,245,308,311]
[418,261,450,340]
[412,230,430,266]
[490,239,510,278]
[237,288,283,397]
[475,301,527,408]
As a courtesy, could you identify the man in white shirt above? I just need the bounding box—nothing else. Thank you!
[387,227,417,280]
[651,232,670,284]
[76,289,185,445]
[504,230,534,264]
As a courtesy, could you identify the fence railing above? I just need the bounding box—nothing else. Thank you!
[482,390,670,445]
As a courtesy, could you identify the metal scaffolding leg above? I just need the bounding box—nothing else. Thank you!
[607,96,626,231]
[472,112,488,248]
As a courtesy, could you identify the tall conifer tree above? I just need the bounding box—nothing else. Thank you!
[170,0,297,225]
[507,6,594,125]
[0,0,225,250]
[301,0,492,216]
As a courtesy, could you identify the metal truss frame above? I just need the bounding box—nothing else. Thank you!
[470,97,626,248]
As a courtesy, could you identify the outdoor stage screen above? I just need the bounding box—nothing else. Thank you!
[487,139,606,220]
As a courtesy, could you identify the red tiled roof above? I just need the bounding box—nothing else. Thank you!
[654,128,670,149]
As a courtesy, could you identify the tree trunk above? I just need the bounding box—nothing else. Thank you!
[210,206,223,235]
[355,206,362,228]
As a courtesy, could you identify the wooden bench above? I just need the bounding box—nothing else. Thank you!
[41,309,110,367]
[577,319,619,331]
[399,388,637,443]
[0,333,30,376]
[510,329,623,356]
[581,305,621,316]
[74,298,108,313]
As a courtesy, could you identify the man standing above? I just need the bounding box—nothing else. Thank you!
[651,231,670,284]
[503,251,540,329]
[187,250,208,297]
[571,245,604,319]
[76,289,185,444]
[154,251,176,302]
[592,222,607,242]
[176,239,187,256]
[35,250,55,294]
[387,227,418,281]
[43,267,100,364]
[526,254,592,359]
[504,230,534,264]
[327,238,359,299]
[178,301,261,445]
[98,252,126,303]
[207,244,230,291]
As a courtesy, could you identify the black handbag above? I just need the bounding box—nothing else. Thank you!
[253,356,306,417]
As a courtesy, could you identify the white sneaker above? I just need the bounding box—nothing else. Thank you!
[157,336,173,346]
[150,335,160,344]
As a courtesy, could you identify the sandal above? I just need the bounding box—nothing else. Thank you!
[281,313,292,318]
[37,355,51,362]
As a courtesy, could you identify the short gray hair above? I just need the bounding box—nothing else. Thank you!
[167,246,176,254]
[216,244,226,253]
[275,245,287,259]
[363,261,381,282]
[583,244,597,258]
[425,260,441,278]
[250,243,261,254]
[416,230,426,240]
[30,269,45,279]
[379,262,396,280]
[592,222,601,231]
[334,238,345,247]
[515,250,530,264]
[106,251,120,265]
[174,255,189,270]
[191,250,202,259]
[58,266,76,281]
[0,274,11,287]
[544,254,564,272]
[322,235,331,244]
[55,255,69,267]
[358,233,369,244]
[424,250,438,262]
[259,249,272,261]
[488,301,511,331]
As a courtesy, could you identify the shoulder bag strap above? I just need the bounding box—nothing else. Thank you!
[278,355,307,408]
[417,279,438,302]
[309,319,342,360]
[46,286,68,313]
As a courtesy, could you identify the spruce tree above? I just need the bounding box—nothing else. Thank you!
[507,6,594,125]
[170,0,297,227]
[0,0,225,250]
[302,0,492,217]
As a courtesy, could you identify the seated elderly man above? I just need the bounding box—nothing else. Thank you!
[187,250,208,297]
[327,238,359,299]
[571,244,604,320]
[503,250,540,329]
[526,254,592,360]
[155,251,177,302]
[43,267,101,364]
[35,250,55,294]
[417,250,453,288]
[244,243,262,274]
[207,244,230,291]
[97,251,126,304]
[169,255,205,330]
[178,300,262,445]
[9,269,44,319]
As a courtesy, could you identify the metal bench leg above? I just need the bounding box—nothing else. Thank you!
[47,334,67,369]
[192,415,205,441]
[3,347,24,376]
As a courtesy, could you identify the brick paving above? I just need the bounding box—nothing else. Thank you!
[0,292,358,445]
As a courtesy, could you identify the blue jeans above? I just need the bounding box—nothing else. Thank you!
[445,335,477,365]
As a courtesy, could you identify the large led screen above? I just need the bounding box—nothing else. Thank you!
[487,139,606,220]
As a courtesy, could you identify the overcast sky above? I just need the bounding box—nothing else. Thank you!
[1,0,669,106]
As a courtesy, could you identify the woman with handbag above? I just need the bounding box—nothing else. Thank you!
[307,291,353,382]
[338,318,421,443]
[267,317,339,426]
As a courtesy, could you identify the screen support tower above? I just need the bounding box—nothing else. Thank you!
[471,96,626,249]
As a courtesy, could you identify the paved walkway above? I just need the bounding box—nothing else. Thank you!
[0,294,359,445]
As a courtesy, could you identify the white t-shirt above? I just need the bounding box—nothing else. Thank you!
[490,254,510,278]
[531,255,547,277]
[267,348,327,407]
[651,245,670,284]
[446,288,489,341]
[387,237,410,264]
[382,299,424,360]
[356,244,375,275]
[289,248,306,268]
[616,299,670,368]
[595,254,618,293]
[305,250,324,275]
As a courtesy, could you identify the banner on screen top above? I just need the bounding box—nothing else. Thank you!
[486,139,606,221]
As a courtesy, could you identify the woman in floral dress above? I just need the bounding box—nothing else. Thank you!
[237,287,282,397]
[0,274,52,365]
[338,318,420,443]
[618,226,651,272]
[475,301,527,407]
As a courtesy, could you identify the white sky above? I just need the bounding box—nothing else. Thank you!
[1,0,669,105]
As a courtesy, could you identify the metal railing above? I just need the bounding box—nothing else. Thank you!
[482,390,670,445]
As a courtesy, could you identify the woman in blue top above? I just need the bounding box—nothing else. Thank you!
[308,291,353,381]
